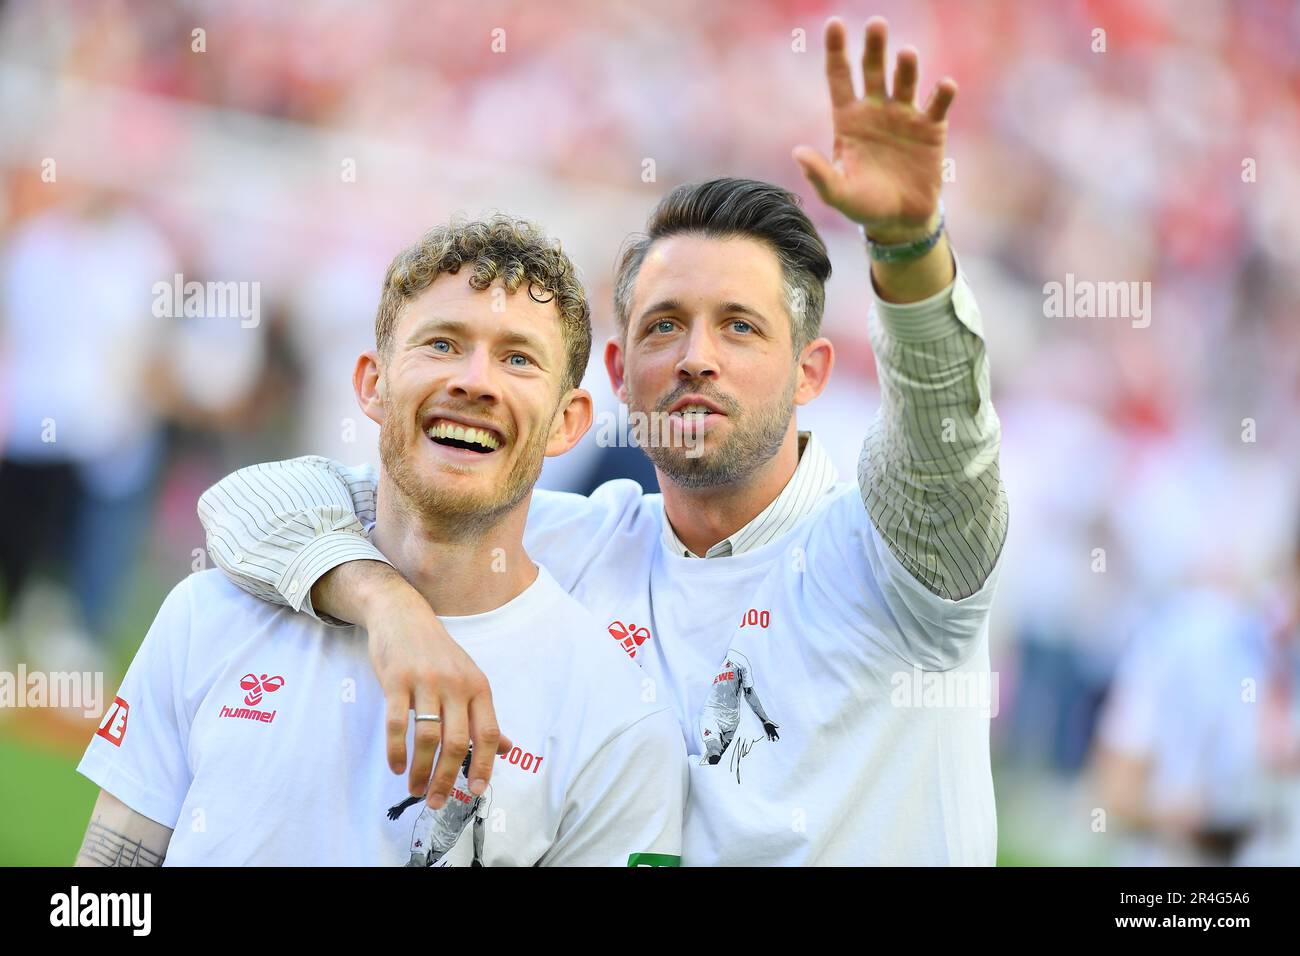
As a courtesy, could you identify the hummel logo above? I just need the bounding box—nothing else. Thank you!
[607,621,651,659]
[240,673,285,706]
[219,673,285,724]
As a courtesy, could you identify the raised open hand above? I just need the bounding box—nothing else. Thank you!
[794,17,956,243]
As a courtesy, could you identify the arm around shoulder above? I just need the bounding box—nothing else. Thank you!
[197,455,389,622]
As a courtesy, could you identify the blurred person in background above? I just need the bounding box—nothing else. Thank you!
[1092,524,1300,866]
[1094,589,1270,865]
[1239,530,1300,865]
[0,187,177,673]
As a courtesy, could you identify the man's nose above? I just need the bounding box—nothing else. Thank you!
[446,348,500,403]
[674,325,719,381]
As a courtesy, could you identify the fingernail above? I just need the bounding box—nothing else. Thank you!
[429,794,446,810]
[469,778,486,796]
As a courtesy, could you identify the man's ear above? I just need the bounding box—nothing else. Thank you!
[604,335,629,404]
[545,387,594,457]
[354,350,386,425]
[794,337,834,406]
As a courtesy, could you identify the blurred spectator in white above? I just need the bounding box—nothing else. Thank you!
[285,249,386,466]
[1237,536,1300,865]
[1093,546,1300,867]
[0,188,177,668]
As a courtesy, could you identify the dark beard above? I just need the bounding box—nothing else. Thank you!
[638,373,796,489]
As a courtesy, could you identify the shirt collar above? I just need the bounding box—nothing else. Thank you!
[661,431,840,558]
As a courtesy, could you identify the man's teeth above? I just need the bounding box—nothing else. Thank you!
[427,421,500,450]
[672,404,713,419]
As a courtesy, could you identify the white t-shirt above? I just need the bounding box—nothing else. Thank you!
[521,479,1001,866]
[78,567,686,866]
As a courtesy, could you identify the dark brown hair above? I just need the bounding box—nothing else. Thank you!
[614,178,832,351]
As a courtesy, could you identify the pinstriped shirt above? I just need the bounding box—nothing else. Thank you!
[860,258,1007,601]
[197,260,1006,613]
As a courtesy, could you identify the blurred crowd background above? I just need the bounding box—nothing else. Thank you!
[1,0,1298,865]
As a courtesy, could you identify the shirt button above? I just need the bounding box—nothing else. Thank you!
[234,551,244,564]
[289,579,300,592]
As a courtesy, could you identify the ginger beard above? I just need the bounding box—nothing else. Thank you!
[378,395,554,537]
[635,369,798,489]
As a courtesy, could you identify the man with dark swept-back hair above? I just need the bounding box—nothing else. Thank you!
[614,178,832,354]
[195,17,1009,866]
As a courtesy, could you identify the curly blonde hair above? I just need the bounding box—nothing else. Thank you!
[375,215,591,391]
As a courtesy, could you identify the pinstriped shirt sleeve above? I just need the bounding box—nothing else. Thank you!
[859,260,1008,601]
[197,455,387,625]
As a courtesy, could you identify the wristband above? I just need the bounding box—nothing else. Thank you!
[862,201,945,263]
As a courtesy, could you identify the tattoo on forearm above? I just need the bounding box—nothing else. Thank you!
[77,818,166,867]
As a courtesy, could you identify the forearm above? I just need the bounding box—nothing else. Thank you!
[76,792,171,868]
[867,213,954,304]
[310,559,413,627]
[859,263,1007,600]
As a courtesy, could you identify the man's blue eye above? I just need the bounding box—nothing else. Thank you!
[731,320,753,333]
[508,354,530,367]
[655,320,674,334]
[431,340,451,352]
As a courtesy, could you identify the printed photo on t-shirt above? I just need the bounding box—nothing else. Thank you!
[386,748,491,867]
[696,647,782,780]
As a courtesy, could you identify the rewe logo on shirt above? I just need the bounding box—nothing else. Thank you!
[218,672,285,724]
[95,696,129,747]
[607,621,651,659]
